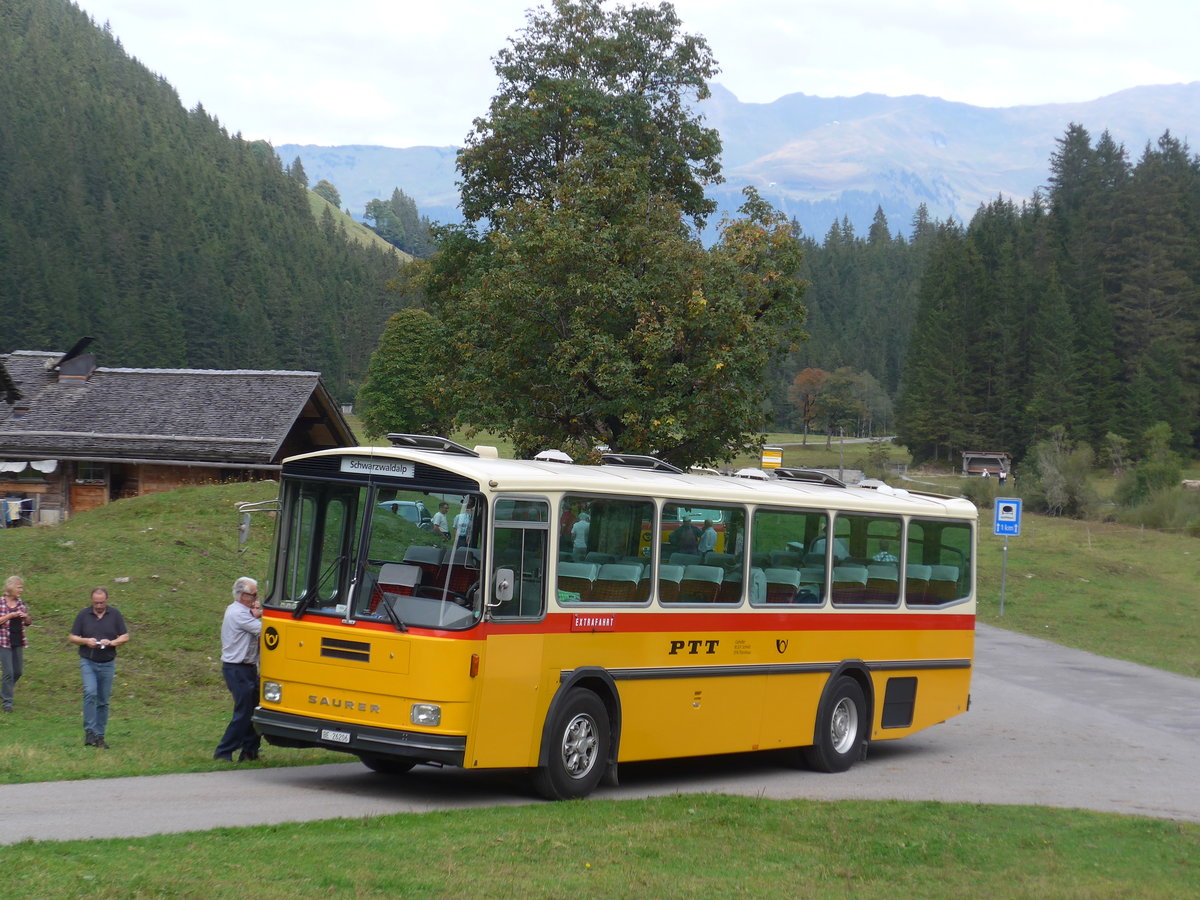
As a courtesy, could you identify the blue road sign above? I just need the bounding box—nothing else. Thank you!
[994,497,1022,536]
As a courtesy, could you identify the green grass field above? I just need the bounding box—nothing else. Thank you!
[1,458,1197,893]
[4,796,1198,898]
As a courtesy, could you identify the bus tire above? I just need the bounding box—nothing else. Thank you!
[803,675,867,773]
[532,689,610,800]
[358,754,417,775]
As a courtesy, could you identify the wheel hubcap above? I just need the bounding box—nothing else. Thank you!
[830,697,858,755]
[561,713,599,779]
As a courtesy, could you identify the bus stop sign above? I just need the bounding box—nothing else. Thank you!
[994,498,1022,536]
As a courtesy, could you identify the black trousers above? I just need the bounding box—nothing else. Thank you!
[215,662,261,757]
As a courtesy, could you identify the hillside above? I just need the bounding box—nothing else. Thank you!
[0,0,405,400]
[306,191,411,259]
[280,81,1200,239]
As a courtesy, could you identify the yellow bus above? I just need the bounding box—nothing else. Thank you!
[252,435,976,799]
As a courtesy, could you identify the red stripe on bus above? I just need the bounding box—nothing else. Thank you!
[268,607,974,638]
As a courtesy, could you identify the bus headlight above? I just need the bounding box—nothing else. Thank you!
[263,681,282,703]
[410,703,441,726]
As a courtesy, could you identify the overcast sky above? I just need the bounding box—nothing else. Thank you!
[76,0,1200,148]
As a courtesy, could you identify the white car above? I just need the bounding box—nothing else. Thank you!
[378,500,433,530]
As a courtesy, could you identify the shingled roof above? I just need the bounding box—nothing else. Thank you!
[0,350,355,467]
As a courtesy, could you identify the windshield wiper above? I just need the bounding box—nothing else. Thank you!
[378,596,408,633]
[293,555,345,619]
[292,591,315,619]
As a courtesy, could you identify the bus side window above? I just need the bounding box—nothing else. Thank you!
[561,495,655,605]
[830,513,901,606]
[906,518,972,606]
[750,508,828,606]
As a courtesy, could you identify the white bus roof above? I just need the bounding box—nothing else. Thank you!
[286,444,977,520]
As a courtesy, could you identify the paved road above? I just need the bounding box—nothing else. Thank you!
[3,624,1198,844]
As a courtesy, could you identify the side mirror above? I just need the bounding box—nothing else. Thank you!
[237,512,251,546]
[493,567,515,605]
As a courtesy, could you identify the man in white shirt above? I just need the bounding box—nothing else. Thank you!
[571,512,591,560]
[431,502,450,539]
[214,576,263,762]
[453,509,473,542]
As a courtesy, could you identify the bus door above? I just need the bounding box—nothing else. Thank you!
[467,498,551,768]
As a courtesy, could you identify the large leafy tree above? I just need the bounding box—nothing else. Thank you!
[402,1,803,465]
[423,153,805,464]
[313,179,341,208]
[355,309,451,439]
[787,368,827,444]
[364,188,436,257]
[457,0,722,229]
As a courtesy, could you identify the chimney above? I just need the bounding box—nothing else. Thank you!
[54,336,97,383]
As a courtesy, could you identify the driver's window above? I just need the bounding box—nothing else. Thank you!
[491,498,548,619]
[274,482,361,612]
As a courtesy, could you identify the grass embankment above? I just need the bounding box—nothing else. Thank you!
[6,796,1198,898]
[975,514,1200,676]
[0,481,345,783]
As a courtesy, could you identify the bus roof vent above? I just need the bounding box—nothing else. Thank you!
[773,467,847,487]
[600,453,684,474]
[732,467,770,480]
[386,434,480,457]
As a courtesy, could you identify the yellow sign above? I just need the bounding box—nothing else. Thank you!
[761,446,783,469]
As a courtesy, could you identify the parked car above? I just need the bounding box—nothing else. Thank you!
[378,499,433,530]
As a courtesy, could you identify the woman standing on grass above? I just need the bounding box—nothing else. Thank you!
[1,575,33,713]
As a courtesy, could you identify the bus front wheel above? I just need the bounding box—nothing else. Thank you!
[533,689,610,800]
[803,676,867,773]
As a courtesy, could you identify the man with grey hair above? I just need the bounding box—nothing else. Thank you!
[214,576,263,762]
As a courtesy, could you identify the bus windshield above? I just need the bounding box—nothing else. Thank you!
[267,480,484,630]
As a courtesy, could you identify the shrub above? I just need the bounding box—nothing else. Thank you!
[1018,426,1094,517]
[959,475,998,509]
[1114,422,1183,507]
[1117,486,1200,536]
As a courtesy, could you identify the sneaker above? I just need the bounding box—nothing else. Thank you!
[238,749,260,762]
[95,736,110,749]
[213,752,234,762]
[84,731,97,747]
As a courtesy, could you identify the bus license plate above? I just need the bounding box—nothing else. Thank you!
[321,729,351,744]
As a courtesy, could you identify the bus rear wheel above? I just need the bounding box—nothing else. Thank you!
[803,675,867,773]
[359,754,417,775]
[533,689,610,800]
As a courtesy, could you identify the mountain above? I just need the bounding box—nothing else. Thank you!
[280,81,1200,239]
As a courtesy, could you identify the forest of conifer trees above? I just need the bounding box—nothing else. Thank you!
[895,125,1200,463]
[771,124,1200,466]
[0,0,401,399]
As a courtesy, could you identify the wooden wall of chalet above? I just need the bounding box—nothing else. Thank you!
[138,464,235,495]
[69,481,107,515]
[69,463,265,519]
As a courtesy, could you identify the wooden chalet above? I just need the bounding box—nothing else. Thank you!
[0,343,354,525]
